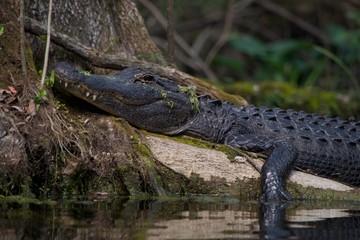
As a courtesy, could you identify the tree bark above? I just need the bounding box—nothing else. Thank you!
[25,0,166,68]
[0,0,37,87]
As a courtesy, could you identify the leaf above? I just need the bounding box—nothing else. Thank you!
[0,25,4,36]
[49,70,55,86]
[312,45,359,91]
[27,99,36,116]
[45,70,55,87]
[7,86,17,94]
[228,35,266,57]
[267,40,311,55]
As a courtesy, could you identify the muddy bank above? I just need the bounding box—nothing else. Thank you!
[1,90,360,201]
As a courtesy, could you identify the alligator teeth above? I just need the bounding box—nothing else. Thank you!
[77,85,80,88]
[64,82,68,88]
[92,95,97,101]
[86,92,90,97]
[59,80,62,84]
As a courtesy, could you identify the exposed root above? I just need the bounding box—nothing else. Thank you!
[43,104,88,160]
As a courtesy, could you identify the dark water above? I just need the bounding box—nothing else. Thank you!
[1,197,360,240]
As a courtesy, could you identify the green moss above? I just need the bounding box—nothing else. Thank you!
[224,81,360,118]
[288,182,360,201]
[132,138,166,196]
[151,133,239,160]
[233,177,261,200]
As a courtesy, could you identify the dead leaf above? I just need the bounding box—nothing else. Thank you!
[7,86,17,94]
[27,99,36,116]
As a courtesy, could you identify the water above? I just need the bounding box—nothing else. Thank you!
[1,197,360,239]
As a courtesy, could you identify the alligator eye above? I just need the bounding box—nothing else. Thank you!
[134,73,155,83]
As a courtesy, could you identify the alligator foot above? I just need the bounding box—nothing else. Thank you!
[260,141,298,202]
[260,184,292,202]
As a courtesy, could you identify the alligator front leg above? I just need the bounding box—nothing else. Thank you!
[225,135,298,201]
[260,141,298,201]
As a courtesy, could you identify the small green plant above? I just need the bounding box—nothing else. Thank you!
[46,70,55,87]
[179,85,199,112]
[34,70,55,110]
[150,52,159,62]
[160,90,167,99]
[214,28,359,93]
[34,89,47,111]
[80,70,92,76]
[167,100,174,109]
[38,69,55,87]
[39,34,47,41]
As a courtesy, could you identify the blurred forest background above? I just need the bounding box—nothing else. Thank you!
[137,0,360,118]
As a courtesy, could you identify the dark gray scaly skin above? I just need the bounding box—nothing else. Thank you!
[53,62,360,201]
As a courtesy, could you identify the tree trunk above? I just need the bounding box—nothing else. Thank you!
[0,0,38,195]
[0,0,37,86]
[25,0,166,69]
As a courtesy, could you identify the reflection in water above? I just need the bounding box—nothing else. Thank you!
[260,202,360,240]
[147,209,259,239]
[0,197,360,239]
[260,202,290,239]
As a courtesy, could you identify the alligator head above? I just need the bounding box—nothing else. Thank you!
[53,62,196,134]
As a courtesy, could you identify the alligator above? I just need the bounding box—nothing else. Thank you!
[53,62,360,201]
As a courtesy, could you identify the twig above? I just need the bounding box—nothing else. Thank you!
[166,0,175,66]
[139,0,218,81]
[254,0,328,43]
[40,0,53,88]
[19,0,29,97]
[205,0,235,64]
